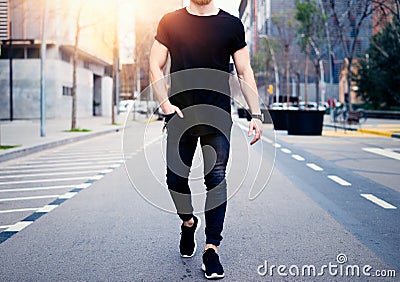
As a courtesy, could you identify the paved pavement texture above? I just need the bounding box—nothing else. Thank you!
[323,116,400,138]
[0,112,398,281]
[0,114,133,162]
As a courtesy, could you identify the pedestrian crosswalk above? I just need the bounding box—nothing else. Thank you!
[0,132,128,241]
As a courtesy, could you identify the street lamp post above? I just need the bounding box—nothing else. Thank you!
[40,0,49,137]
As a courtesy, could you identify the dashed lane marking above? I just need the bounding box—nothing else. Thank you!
[328,175,352,186]
[361,194,397,209]
[306,163,324,171]
[5,221,33,232]
[36,205,58,213]
[292,154,305,161]
[281,148,292,154]
[59,192,78,199]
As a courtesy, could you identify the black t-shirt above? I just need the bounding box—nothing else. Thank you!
[155,8,247,135]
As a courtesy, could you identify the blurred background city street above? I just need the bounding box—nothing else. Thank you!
[0,0,399,280]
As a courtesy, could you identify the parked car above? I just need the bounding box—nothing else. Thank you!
[299,102,326,111]
[118,100,134,113]
[269,102,298,110]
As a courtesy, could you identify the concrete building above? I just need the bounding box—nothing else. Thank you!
[0,0,115,120]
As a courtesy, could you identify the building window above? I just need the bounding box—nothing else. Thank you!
[83,61,90,69]
[62,86,72,96]
[27,47,40,58]
[0,46,41,59]
[61,51,70,63]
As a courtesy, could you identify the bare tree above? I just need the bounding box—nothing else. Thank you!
[69,0,108,130]
[296,0,327,108]
[328,0,374,110]
[272,11,298,105]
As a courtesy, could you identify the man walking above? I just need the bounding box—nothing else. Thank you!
[150,0,263,279]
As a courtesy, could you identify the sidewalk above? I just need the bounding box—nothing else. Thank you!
[323,115,400,139]
[0,114,130,163]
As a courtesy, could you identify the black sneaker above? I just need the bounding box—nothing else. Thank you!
[180,216,200,258]
[202,248,225,279]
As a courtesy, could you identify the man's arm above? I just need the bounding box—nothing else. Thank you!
[149,40,183,117]
[233,46,263,145]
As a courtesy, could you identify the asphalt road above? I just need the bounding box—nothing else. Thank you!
[0,118,398,281]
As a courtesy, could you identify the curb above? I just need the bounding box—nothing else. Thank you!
[356,128,393,137]
[0,127,122,163]
[323,123,358,131]
[324,124,400,138]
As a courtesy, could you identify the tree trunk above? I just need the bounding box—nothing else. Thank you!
[285,44,290,105]
[315,61,320,109]
[71,35,79,130]
[305,43,310,108]
[346,58,353,110]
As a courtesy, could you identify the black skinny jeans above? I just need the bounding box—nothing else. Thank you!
[166,126,230,247]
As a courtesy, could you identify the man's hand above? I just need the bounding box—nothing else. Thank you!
[161,102,184,118]
[248,118,263,145]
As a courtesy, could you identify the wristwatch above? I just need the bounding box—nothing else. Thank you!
[251,113,264,122]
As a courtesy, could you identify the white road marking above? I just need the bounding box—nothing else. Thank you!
[236,123,276,145]
[23,156,124,165]
[0,225,11,229]
[306,163,324,171]
[0,195,60,202]
[328,175,352,186]
[48,151,120,157]
[5,221,33,232]
[0,208,38,214]
[292,154,305,161]
[37,153,122,160]
[75,183,92,189]
[59,192,77,199]
[90,175,104,181]
[281,148,292,154]
[0,170,107,180]
[273,143,282,148]
[0,177,90,185]
[361,194,397,209]
[36,205,58,213]
[4,160,124,170]
[362,148,400,161]
[261,136,273,144]
[0,164,114,174]
[0,185,76,193]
